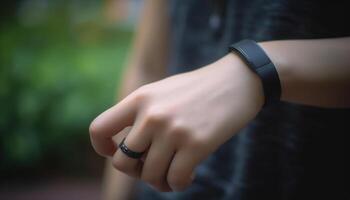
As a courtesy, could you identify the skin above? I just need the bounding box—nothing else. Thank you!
[94,53,264,192]
[96,1,350,198]
[261,38,350,107]
[92,37,350,193]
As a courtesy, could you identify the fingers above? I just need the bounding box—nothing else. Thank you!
[111,115,155,178]
[140,135,175,192]
[89,95,138,157]
[112,126,132,146]
[167,148,202,192]
[90,85,205,192]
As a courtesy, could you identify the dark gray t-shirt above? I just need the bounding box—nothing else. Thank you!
[137,1,349,199]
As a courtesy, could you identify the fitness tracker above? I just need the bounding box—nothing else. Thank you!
[228,39,281,105]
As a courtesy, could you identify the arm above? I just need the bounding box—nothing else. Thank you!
[260,37,350,107]
[101,0,170,199]
[91,37,350,194]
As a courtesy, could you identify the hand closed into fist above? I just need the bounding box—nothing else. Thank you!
[89,53,264,192]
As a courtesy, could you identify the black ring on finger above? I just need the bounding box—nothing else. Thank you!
[119,138,144,159]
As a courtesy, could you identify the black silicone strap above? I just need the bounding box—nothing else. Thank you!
[229,39,281,105]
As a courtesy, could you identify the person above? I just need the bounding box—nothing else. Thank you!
[90,0,349,199]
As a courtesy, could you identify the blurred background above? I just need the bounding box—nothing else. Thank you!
[0,0,141,199]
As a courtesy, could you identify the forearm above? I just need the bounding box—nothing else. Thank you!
[260,37,350,107]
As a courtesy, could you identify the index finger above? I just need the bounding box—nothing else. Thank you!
[89,95,138,156]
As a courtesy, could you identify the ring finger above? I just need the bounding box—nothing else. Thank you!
[112,115,156,177]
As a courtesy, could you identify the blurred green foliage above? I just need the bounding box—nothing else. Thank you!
[0,0,133,176]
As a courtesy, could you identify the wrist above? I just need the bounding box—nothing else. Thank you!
[229,40,282,105]
[258,41,291,101]
[216,53,265,111]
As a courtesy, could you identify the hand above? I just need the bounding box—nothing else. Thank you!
[89,53,264,192]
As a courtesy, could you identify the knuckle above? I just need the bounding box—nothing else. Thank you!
[143,107,170,126]
[166,121,191,143]
[132,85,151,103]
[169,121,190,134]
[189,134,203,145]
